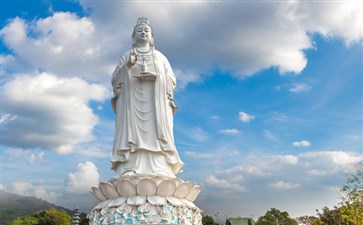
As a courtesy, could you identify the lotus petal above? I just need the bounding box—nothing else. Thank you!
[137,178,157,196]
[151,176,164,185]
[100,181,119,199]
[185,185,201,202]
[173,178,183,187]
[109,178,119,186]
[181,199,197,209]
[127,195,146,205]
[147,195,167,205]
[94,199,112,209]
[108,197,127,207]
[129,177,142,185]
[92,186,107,202]
[90,190,100,202]
[166,196,184,206]
[157,180,176,197]
[117,180,136,196]
[173,182,192,199]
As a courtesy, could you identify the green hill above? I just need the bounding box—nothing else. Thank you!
[0,190,74,225]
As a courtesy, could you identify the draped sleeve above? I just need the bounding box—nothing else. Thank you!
[111,51,129,112]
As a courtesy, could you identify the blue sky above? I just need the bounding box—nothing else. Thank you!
[1,0,362,221]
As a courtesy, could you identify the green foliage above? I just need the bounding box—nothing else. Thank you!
[10,208,71,225]
[11,216,38,225]
[309,162,363,225]
[339,162,363,225]
[79,217,90,225]
[33,208,71,225]
[203,214,219,225]
[255,208,297,225]
[296,215,319,225]
[248,218,253,225]
[315,206,347,225]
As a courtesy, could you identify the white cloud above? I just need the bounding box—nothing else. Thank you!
[188,127,209,142]
[0,184,6,190]
[239,111,255,122]
[10,182,57,203]
[275,155,299,165]
[185,149,240,161]
[307,169,327,176]
[204,176,247,193]
[0,114,17,125]
[219,129,239,135]
[12,182,33,196]
[1,73,109,153]
[33,188,57,203]
[202,151,361,194]
[263,130,280,142]
[1,2,361,89]
[0,13,113,82]
[289,83,311,93]
[269,181,300,190]
[300,151,363,167]
[174,69,204,90]
[195,150,362,218]
[289,1,363,45]
[185,151,213,159]
[65,161,100,194]
[4,147,45,165]
[344,134,361,141]
[293,140,311,147]
[28,151,45,164]
[75,146,111,158]
[217,165,269,177]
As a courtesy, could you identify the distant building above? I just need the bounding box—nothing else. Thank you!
[226,217,256,225]
[71,207,80,225]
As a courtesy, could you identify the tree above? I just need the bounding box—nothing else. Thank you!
[203,214,219,225]
[311,162,363,225]
[255,208,297,225]
[315,206,347,225]
[296,215,319,225]
[33,208,71,225]
[10,208,71,225]
[339,162,363,225]
[79,217,89,225]
[248,218,253,225]
[11,216,38,225]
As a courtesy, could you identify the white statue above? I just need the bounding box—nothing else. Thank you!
[111,17,184,178]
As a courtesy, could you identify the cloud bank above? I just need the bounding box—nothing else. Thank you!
[1,73,109,153]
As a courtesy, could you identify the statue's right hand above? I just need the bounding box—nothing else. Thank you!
[127,49,137,67]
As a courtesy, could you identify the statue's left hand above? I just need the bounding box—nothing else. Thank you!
[114,82,123,96]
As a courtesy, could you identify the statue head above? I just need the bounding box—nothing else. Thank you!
[132,17,154,47]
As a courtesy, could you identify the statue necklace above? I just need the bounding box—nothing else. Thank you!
[135,47,151,54]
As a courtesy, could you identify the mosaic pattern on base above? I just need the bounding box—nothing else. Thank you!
[88,202,202,225]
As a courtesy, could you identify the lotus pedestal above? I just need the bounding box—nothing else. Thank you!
[87,176,202,225]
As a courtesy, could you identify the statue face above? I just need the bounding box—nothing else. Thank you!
[134,24,152,44]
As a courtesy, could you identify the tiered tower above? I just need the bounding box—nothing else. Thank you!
[72,207,80,225]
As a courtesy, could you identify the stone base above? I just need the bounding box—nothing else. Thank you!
[88,202,202,225]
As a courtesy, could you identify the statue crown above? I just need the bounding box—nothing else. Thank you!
[137,17,150,26]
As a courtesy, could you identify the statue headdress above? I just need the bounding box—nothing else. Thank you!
[136,17,149,26]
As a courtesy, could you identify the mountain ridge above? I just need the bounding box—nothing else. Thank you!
[0,190,76,225]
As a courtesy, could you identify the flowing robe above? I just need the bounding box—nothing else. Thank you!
[111,49,184,177]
